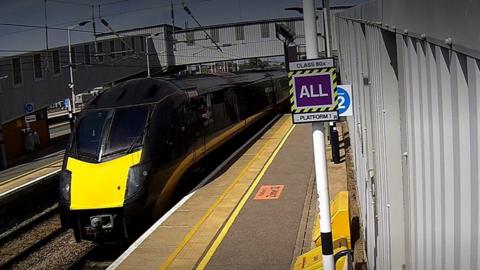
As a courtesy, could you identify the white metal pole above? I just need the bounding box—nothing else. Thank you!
[146,36,151,78]
[67,27,75,130]
[303,0,334,269]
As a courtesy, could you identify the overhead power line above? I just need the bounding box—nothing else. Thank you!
[181,2,222,52]
[0,22,105,34]
[0,0,214,41]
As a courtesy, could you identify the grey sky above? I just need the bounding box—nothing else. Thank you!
[0,0,366,56]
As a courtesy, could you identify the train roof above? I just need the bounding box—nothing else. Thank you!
[85,71,286,110]
[166,70,286,95]
[85,78,182,110]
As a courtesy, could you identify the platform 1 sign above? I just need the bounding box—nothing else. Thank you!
[288,58,338,124]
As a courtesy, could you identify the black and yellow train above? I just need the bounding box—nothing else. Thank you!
[59,71,289,242]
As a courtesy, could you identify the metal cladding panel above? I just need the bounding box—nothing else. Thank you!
[339,0,480,59]
[337,8,480,269]
[173,14,338,66]
[96,26,171,66]
[174,23,284,65]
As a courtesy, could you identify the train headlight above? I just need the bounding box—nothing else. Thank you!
[59,170,72,204]
[125,163,150,201]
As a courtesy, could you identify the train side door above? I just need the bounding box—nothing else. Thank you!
[186,94,210,162]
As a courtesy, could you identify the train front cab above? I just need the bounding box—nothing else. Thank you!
[59,104,155,242]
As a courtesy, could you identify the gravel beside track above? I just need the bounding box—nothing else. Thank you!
[11,230,95,270]
[0,214,61,267]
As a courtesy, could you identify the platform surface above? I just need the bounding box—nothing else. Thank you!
[0,151,63,196]
[111,115,321,270]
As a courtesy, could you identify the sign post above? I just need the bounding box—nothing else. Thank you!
[24,102,36,128]
[300,0,335,269]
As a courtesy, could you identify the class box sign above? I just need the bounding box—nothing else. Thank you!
[288,58,335,71]
[288,58,338,124]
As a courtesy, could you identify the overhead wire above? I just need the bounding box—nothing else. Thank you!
[0,22,107,34]
[0,0,215,38]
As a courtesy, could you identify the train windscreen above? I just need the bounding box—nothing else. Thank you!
[75,110,113,158]
[103,105,150,157]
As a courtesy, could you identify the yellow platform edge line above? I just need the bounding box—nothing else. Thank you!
[196,123,296,270]
[159,116,291,270]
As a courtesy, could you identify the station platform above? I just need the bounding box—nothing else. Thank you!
[109,114,348,270]
[0,151,63,198]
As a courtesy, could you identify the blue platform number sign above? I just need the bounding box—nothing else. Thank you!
[24,103,34,114]
[336,85,353,117]
[64,98,71,110]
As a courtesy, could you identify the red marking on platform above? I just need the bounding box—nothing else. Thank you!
[254,185,285,200]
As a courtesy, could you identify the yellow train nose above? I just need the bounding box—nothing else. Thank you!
[66,151,142,210]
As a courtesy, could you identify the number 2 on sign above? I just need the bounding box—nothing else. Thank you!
[338,95,346,111]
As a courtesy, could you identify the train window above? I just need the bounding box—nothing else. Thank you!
[75,110,112,157]
[224,89,240,122]
[103,106,150,156]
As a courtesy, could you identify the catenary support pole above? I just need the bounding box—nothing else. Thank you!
[67,27,75,131]
[146,36,151,78]
[302,0,334,269]
[323,0,337,145]
[92,5,98,57]
[322,0,332,58]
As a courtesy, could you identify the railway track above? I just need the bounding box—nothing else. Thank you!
[0,225,95,269]
[0,204,58,246]
[0,211,64,269]
[0,196,125,270]
[0,204,95,270]
[66,244,129,270]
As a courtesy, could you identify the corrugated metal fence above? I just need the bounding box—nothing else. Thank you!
[335,11,480,270]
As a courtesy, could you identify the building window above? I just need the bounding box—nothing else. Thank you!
[210,28,219,43]
[12,58,22,86]
[140,36,145,52]
[52,50,61,74]
[260,23,270,38]
[84,44,91,65]
[186,32,195,46]
[110,40,116,59]
[235,26,244,40]
[33,53,43,80]
[130,37,136,54]
[286,21,296,33]
[71,47,77,65]
[97,42,104,63]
